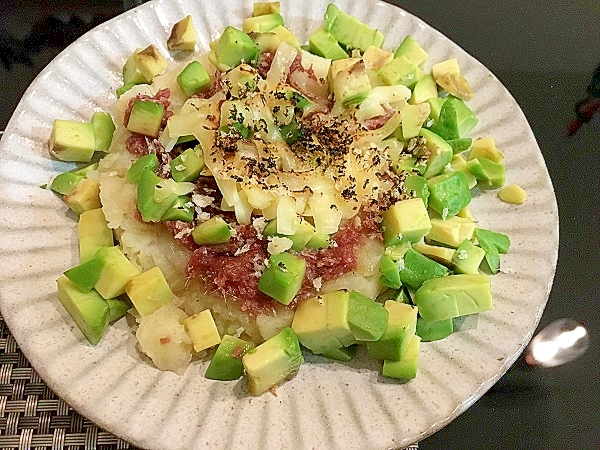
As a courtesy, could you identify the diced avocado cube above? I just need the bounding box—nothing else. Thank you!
[252,31,281,53]
[93,246,140,299]
[384,241,411,261]
[170,146,205,182]
[49,119,96,162]
[347,291,388,341]
[412,242,455,266]
[127,154,159,184]
[63,258,103,293]
[320,345,357,362]
[308,27,348,60]
[378,55,419,88]
[122,50,147,86]
[432,58,461,80]
[205,335,254,381]
[362,45,394,70]
[416,317,454,342]
[475,228,510,274]
[265,218,315,251]
[379,254,401,289]
[243,13,284,33]
[126,100,164,138]
[414,274,492,322]
[452,239,486,274]
[467,157,506,187]
[177,61,210,97]
[136,170,178,222]
[292,295,342,354]
[404,174,430,206]
[63,178,101,215]
[167,15,196,51]
[78,208,114,263]
[161,195,194,222]
[91,112,115,152]
[324,4,384,52]
[447,96,478,136]
[450,153,477,189]
[125,266,173,316]
[56,275,109,345]
[382,197,431,245]
[498,183,527,205]
[376,287,411,304]
[305,231,330,249]
[410,74,438,104]
[426,98,459,141]
[426,171,472,218]
[270,25,300,49]
[436,72,474,102]
[132,45,168,83]
[401,103,431,139]
[427,216,476,248]
[50,171,84,195]
[214,26,259,69]
[426,97,446,121]
[382,335,421,379]
[183,309,221,352]
[106,297,131,323]
[394,35,428,67]
[366,301,417,361]
[447,138,472,154]
[258,252,306,305]
[468,137,504,163]
[242,327,304,395]
[252,2,280,16]
[420,128,453,178]
[398,248,449,290]
[192,216,231,245]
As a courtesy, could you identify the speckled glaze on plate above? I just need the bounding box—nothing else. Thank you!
[0,1,558,448]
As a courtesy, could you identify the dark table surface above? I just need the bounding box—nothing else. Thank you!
[1,1,598,448]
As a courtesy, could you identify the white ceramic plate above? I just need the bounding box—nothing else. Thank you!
[0,1,558,448]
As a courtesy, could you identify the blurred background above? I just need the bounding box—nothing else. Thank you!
[1,0,598,448]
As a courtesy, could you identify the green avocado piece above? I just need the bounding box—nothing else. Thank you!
[242,327,304,395]
[420,128,453,178]
[49,119,96,162]
[452,239,486,274]
[116,82,137,98]
[161,195,194,222]
[64,258,104,293]
[258,252,306,305]
[264,218,316,251]
[252,2,280,16]
[467,157,506,187]
[91,111,115,152]
[347,291,389,341]
[127,153,159,184]
[214,26,259,69]
[416,317,454,342]
[243,13,284,33]
[378,55,419,88]
[177,61,210,97]
[132,45,168,83]
[475,228,510,254]
[50,171,85,196]
[448,95,478,136]
[398,248,449,291]
[106,297,131,323]
[205,335,254,381]
[170,146,205,182]
[411,74,438,104]
[426,171,472,218]
[320,345,357,362]
[404,174,430,206]
[394,35,428,67]
[426,97,446,121]
[382,197,431,246]
[324,4,384,52]
[447,138,472,154]
[305,231,331,249]
[366,301,417,361]
[292,293,345,354]
[136,170,178,222]
[427,99,459,141]
[382,335,421,379]
[167,15,196,52]
[126,100,164,138]
[78,207,114,263]
[379,254,401,289]
[93,246,140,299]
[122,49,147,86]
[414,274,492,322]
[308,27,348,60]
[125,266,173,317]
[192,216,232,245]
[56,275,110,345]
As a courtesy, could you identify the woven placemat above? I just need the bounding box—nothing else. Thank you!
[0,314,136,449]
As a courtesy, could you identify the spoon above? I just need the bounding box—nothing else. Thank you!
[524,318,590,367]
